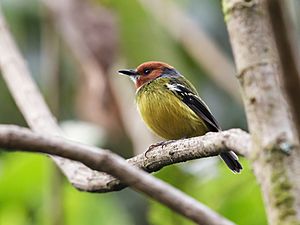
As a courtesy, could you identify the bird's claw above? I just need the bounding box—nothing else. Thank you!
[145,140,175,158]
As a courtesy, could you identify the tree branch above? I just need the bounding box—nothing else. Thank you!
[98,128,249,192]
[0,125,249,192]
[0,125,242,225]
[223,0,300,224]
[267,0,300,143]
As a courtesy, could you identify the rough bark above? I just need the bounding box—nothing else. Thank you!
[267,0,300,143]
[222,0,300,224]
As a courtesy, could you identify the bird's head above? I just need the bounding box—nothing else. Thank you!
[118,61,180,89]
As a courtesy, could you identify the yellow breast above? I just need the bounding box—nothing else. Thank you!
[136,82,209,140]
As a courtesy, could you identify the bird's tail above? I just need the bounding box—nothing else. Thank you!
[220,151,242,173]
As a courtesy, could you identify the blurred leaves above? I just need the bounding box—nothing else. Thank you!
[63,187,133,225]
[0,78,26,125]
[0,152,134,225]
[0,152,49,225]
[148,161,267,225]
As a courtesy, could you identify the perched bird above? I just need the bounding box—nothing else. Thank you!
[118,61,242,173]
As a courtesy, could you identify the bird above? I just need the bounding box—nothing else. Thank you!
[118,61,242,173]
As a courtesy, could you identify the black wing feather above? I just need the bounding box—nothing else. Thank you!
[167,83,221,132]
[166,79,242,173]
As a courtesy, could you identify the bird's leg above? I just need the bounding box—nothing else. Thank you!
[145,140,176,158]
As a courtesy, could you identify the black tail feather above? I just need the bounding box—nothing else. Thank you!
[220,151,242,173]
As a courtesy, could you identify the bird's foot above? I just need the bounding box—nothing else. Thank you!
[145,140,176,158]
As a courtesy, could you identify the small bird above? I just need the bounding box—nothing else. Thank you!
[118,61,242,173]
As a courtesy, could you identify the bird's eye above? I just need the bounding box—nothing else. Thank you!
[143,68,151,75]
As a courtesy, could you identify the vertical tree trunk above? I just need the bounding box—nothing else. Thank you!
[222,0,300,224]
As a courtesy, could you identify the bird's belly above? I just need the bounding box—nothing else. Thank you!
[137,91,209,140]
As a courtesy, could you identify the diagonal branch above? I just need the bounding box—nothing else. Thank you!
[0,5,95,191]
[0,125,242,225]
[42,0,125,136]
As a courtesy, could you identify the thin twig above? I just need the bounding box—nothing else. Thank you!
[0,125,237,225]
[267,0,300,143]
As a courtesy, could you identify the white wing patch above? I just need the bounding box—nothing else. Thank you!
[166,83,194,97]
[166,83,181,92]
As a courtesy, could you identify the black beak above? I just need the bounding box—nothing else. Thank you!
[118,69,138,76]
